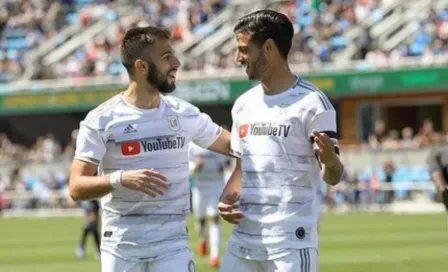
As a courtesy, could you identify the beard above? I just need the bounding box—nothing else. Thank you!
[246,52,268,80]
[146,62,176,94]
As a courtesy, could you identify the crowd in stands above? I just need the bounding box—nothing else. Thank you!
[45,0,229,79]
[0,0,431,82]
[367,118,442,150]
[0,131,76,210]
[5,0,448,81]
[183,0,387,72]
[364,6,448,66]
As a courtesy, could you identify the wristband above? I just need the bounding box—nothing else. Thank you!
[110,170,124,189]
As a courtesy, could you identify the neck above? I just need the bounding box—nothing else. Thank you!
[261,63,296,95]
[123,81,161,109]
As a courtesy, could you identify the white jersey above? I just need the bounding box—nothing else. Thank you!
[189,142,227,190]
[228,78,339,260]
[74,93,221,262]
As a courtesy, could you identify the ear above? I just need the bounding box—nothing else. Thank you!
[263,38,275,57]
[135,59,148,73]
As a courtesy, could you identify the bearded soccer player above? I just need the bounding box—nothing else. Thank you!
[218,10,344,272]
[69,26,231,272]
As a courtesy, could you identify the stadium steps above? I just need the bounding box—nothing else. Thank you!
[188,1,266,59]
[17,23,84,82]
[179,0,267,63]
[336,0,403,60]
[381,0,448,52]
[176,7,234,55]
[39,6,133,68]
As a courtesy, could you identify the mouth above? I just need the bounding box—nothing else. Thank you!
[240,62,249,72]
[167,70,177,80]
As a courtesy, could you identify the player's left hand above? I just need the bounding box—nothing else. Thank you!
[312,130,338,168]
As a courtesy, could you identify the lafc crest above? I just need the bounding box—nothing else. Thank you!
[168,116,180,131]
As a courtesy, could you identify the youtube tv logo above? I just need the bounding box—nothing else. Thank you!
[121,141,141,156]
[239,124,248,138]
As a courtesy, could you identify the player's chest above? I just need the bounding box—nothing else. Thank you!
[105,115,194,157]
[236,103,302,141]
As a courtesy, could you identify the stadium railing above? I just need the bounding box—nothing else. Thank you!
[3,55,448,93]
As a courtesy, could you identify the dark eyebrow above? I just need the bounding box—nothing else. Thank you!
[161,50,174,57]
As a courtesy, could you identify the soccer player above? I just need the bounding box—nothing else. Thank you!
[426,147,448,213]
[69,26,231,272]
[189,142,228,267]
[217,10,344,272]
[76,199,101,260]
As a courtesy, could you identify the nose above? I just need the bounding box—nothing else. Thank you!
[172,56,181,69]
[235,50,243,63]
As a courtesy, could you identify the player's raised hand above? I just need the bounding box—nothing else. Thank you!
[312,130,338,167]
[121,169,168,197]
[218,192,243,224]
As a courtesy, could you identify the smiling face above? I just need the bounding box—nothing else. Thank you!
[138,38,181,94]
[120,27,181,94]
[234,32,268,81]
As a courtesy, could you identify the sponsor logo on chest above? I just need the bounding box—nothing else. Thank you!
[239,123,291,138]
[121,137,186,156]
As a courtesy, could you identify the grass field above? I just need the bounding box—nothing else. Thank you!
[0,213,447,272]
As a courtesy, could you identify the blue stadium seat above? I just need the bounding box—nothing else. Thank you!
[4,28,27,39]
[3,38,29,50]
[66,13,79,25]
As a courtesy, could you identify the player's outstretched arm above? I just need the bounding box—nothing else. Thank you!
[312,131,344,186]
[218,158,243,224]
[69,160,169,201]
[207,129,231,156]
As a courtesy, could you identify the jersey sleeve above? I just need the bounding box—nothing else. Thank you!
[306,108,339,155]
[192,112,222,149]
[229,103,243,158]
[74,120,107,165]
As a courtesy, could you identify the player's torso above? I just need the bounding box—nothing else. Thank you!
[99,102,198,208]
[97,99,197,260]
[229,87,320,257]
[236,90,317,190]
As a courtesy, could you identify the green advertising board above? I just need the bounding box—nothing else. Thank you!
[0,80,256,115]
[0,66,447,115]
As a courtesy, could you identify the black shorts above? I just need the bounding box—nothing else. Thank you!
[81,200,100,214]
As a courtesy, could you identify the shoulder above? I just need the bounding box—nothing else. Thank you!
[163,95,201,116]
[295,79,334,114]
[231,84,261,116]
[82,94,122,130]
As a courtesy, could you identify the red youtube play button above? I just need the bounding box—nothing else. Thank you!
[121,141,141,156]
[239,124,249,138]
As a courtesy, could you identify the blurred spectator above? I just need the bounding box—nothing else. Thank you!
[368,119,387,149]
[401,127,419,149]
[382,130,401,150]
[417,118,440,147]
[383,159,395,203]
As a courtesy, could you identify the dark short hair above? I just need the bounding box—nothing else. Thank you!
[120,26,171,74]
[234,10,294,59]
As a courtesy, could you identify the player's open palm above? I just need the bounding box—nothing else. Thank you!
[121,169,169,197]
[312,131,338,167]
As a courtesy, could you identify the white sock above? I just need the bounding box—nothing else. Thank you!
[209,221,220,258]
